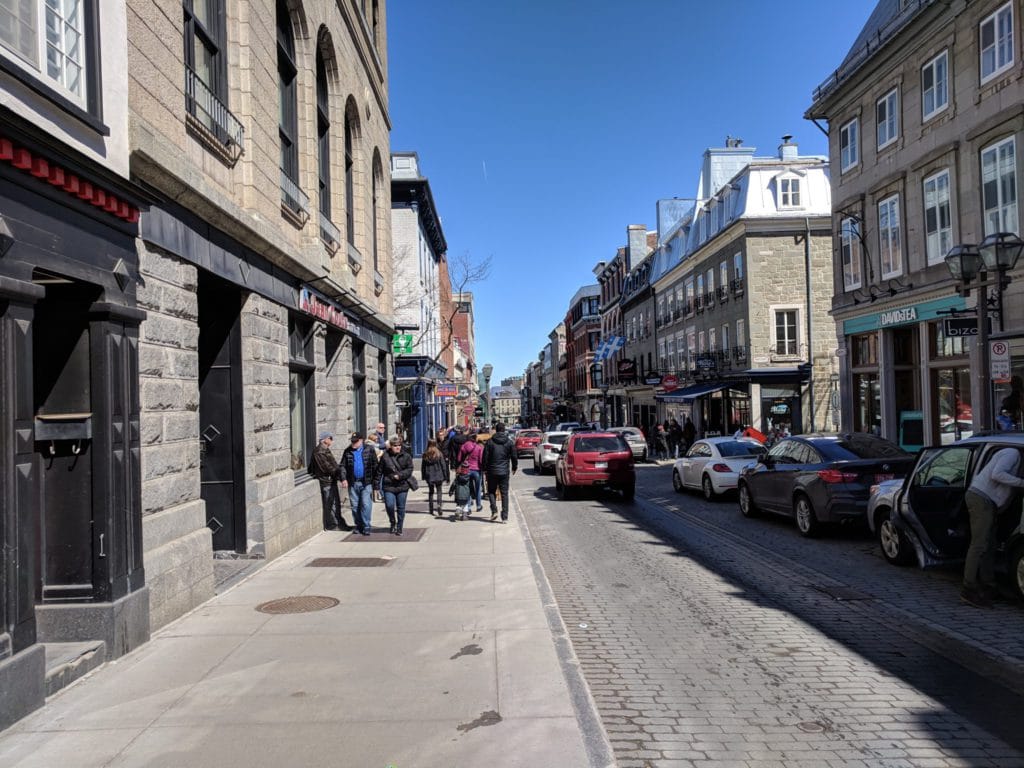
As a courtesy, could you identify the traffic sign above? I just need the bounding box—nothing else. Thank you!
[462,404,475,415]
[662,374,679,392]
[391,333,414,354]
[991,340,1011,383]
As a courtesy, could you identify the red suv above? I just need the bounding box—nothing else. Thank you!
[514,429,544,457]
[555,431,636,501]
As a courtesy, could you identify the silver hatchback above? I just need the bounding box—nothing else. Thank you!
[609,427,648,462]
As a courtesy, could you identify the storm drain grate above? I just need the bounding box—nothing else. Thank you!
[811,585,873,601]
[255,595,339,614]
[307,557,393,568]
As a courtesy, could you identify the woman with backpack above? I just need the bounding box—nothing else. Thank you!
[457,434,485,514]
[421,439,450,518]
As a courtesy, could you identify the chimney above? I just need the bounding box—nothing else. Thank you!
[626,224,647,271]
[779,134,798,161]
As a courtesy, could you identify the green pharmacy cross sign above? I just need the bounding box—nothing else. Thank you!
[391,333,414,354]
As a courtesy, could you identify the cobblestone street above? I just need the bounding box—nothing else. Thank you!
[517,463,1024,768]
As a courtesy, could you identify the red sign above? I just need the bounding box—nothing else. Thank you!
[436,384,458,398]
[462,404,475,415]
[662,374,679,392]
[299,288,348,330]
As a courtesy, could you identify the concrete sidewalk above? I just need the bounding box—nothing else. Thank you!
[0,486,611,768]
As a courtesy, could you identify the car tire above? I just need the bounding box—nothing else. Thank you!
[876,511,914,566]
[556,474,573,500]
[793,493,820,538]
[702,474,717,502]
[533,457,539,473]
[621,482,635,502]
[738,483,759,518]
[1010,543,1024,600]
[672,469,684,494]
[641,450,648,463]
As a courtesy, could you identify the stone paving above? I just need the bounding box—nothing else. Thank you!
[516,464,1024,768]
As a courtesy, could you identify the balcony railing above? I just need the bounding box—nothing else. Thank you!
[319,214,341,253]
[684,300,694,316]
[716,285,729,303]
[704,292,716,311]
[730,278,745,296]
[733,345,748,362]
[695,296,705,314]
[185,67,245,161]
[280,170,310,222]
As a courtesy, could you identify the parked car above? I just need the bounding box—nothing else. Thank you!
[514,429,544,457]
[555,431,635,501]
[553,421,582,432]
[608,426,648,462]
[737,433,915,537]
[874,434,1024,598]
[533,431,570,474]
[673,437,766,500]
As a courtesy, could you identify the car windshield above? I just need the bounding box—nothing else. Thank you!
[716,440,766,458]
[823,435,908,460]
[575,436,626,453]
[546,434,568,446]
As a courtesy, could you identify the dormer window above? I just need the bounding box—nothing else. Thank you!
[777,175,802,209]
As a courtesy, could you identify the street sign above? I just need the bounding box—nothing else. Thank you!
[662,374,679,392]
[435,384,458,398]
[943,317,990,337]
[391,333,414,354]
[473,407,484,417]
[991,340,1011,383]
[457,384,470,399]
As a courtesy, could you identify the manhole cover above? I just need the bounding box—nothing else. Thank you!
[255,595,339,614]
[811,585,872,601]
[307,557,392,568]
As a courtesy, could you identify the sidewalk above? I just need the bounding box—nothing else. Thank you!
[0,485,610,768]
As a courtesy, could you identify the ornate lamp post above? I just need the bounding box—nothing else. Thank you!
[945,232,1023,431]
[482,363,493,426]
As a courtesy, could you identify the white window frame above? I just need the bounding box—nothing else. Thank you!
[698,331,706,354]
[733,252,743,281]
[921,50,949,121]
[686,330,696,370]
[876,88,899,150]
[878,194,903,279]
[708,327,717,353]
[840,217,862,291]
[666,336,675,371]
[0,0,90,107]
[657,296,666,325]
[719,262,728,290]
[685,279,695,315]
[736,319,746,350]
[981,136,1019,235]
[980,2,1015,84]
[658,338,666,370]
[706,268,714,293]
[778,176,802,209]
[923,169,953,265]
[840,118,859,172]
[770,305,802,358]
[721,324,729,353]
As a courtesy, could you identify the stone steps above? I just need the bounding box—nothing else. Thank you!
[44,641,106,698]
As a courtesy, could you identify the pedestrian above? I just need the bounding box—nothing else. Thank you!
[961,447,1024,607]
[308,432,351,531]
[668,418,683,458]
[482,422,518,523]
[340,432,379,535]
[458,431,485,514]
[422,438,450,518]
[373,421,388,451]
[449,465,473,520]
[376,435,414,535]
[654,424,669,461]
[682,417,696,450]
[447,425,469,471]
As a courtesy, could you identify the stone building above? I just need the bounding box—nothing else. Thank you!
[651,138,833,438]
[1,0,150,725]
[619,229,659,429]
[564,285,602,423]
[806,0,1024,444]
[128,0,394,633]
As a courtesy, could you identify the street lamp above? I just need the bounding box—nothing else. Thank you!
[945,232,1024,431]
[482,363,493,426]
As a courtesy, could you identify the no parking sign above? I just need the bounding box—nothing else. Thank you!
[990,340,1011,383]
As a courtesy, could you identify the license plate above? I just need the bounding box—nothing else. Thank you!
[594,462,608,469]
[875,473,894,483]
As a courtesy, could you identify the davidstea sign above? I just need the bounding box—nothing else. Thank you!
[879,307,918,327]
[843,296,965,335]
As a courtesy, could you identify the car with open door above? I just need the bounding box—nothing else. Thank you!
[879,435,1024,599]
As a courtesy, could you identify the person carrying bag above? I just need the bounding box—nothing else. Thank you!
[375,436,414,535]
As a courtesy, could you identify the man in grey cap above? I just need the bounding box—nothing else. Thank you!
[309,432,351,531]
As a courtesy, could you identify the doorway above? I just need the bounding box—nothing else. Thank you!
[197,273,246,552]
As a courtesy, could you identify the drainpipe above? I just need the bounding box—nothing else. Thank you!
[805,217,815,432]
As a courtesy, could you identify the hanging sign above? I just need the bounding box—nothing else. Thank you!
[662,374,680,392]
[435,384,458,398]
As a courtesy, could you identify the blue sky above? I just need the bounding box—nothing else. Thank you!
[388,0,877,385]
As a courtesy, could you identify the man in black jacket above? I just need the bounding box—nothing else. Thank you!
[340,433,380,535]
[481,422,518,522]
[309,432,350,530]
[447,425,469,471]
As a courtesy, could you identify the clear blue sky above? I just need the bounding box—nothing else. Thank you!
[388,0,876,385]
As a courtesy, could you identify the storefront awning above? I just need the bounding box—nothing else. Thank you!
[655,381,728,402]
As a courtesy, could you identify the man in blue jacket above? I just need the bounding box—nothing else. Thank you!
[341,432,380,535]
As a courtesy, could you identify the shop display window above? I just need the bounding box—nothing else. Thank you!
[851,333,878,367]
[853,373,881,435]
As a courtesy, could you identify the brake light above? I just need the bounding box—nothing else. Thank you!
[541,444,554,450]
[817,469,858,484]
[711,463,731,473]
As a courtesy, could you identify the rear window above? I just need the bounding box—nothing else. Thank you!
[818,435,908,460]
[575,436,628,453]
[547,434,568,446]
[717,440,767,458]
[519,430,542,439]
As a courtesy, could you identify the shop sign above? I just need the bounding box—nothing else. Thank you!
[879,307,917,327]
[299,288,348,330]
[942,317,990,337]
[662,374,679,392]
[991,340,1011,383]
[617,359,637,382]
[392,333,414,354]
[462,404,475,415]
[457,384,471,399]
[844,295,965,335]
[435,384,458,397]
[643,372,662,386]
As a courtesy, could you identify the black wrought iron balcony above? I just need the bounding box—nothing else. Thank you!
[730,278,745,296]
[185,67,245,161]
[704,292,716,310]
[717,286,729,303]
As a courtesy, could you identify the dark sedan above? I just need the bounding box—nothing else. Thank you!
[737,433,915,537]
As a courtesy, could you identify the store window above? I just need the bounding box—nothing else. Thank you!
[377,351,388,428]
[288,315,316,472]
[850,332,880,435]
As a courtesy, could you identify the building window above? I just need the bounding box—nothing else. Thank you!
[316,48,332,227]
[377,351,388,426]
[685,279,695,315]
[921,50,948,120]
[1,0,95,109]
[698,331,706,354]
[735,320,745,360]
[923,169,953,265]
[371,152,382,271]
[183,0,228,134]
[352,341,366,436]
[288,316,316,473]
[345,104,356,246]
[840,118,859,172]
[278,1,297,182]
[779,177,801,208]
[709,327,716,352]
[876,88,899,149]
[686,330,696,370]
[719,261,728,290]
[878,194,902,278]
[840,217,862,291]
[773,309,799,356]
[721,324,729,353]
[981,136,1018,235]
[980,2,1014,83]
[699,214,706,243]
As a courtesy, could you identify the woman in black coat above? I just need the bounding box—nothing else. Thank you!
[375,436,415,535]
[421,439,450,518]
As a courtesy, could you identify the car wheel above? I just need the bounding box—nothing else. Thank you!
[877,511,914,566]
[672,469,683,494]
[738,483,759,518]
[702,474,717,502]
[1010,543,1024,600]
[533,457,539,472]
[793,494,820,538]
[621,482,635,502]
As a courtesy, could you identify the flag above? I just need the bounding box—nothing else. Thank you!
[594,335,625,361]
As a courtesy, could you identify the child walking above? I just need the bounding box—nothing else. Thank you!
[449,466,473,521]
[421,439,450,518]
